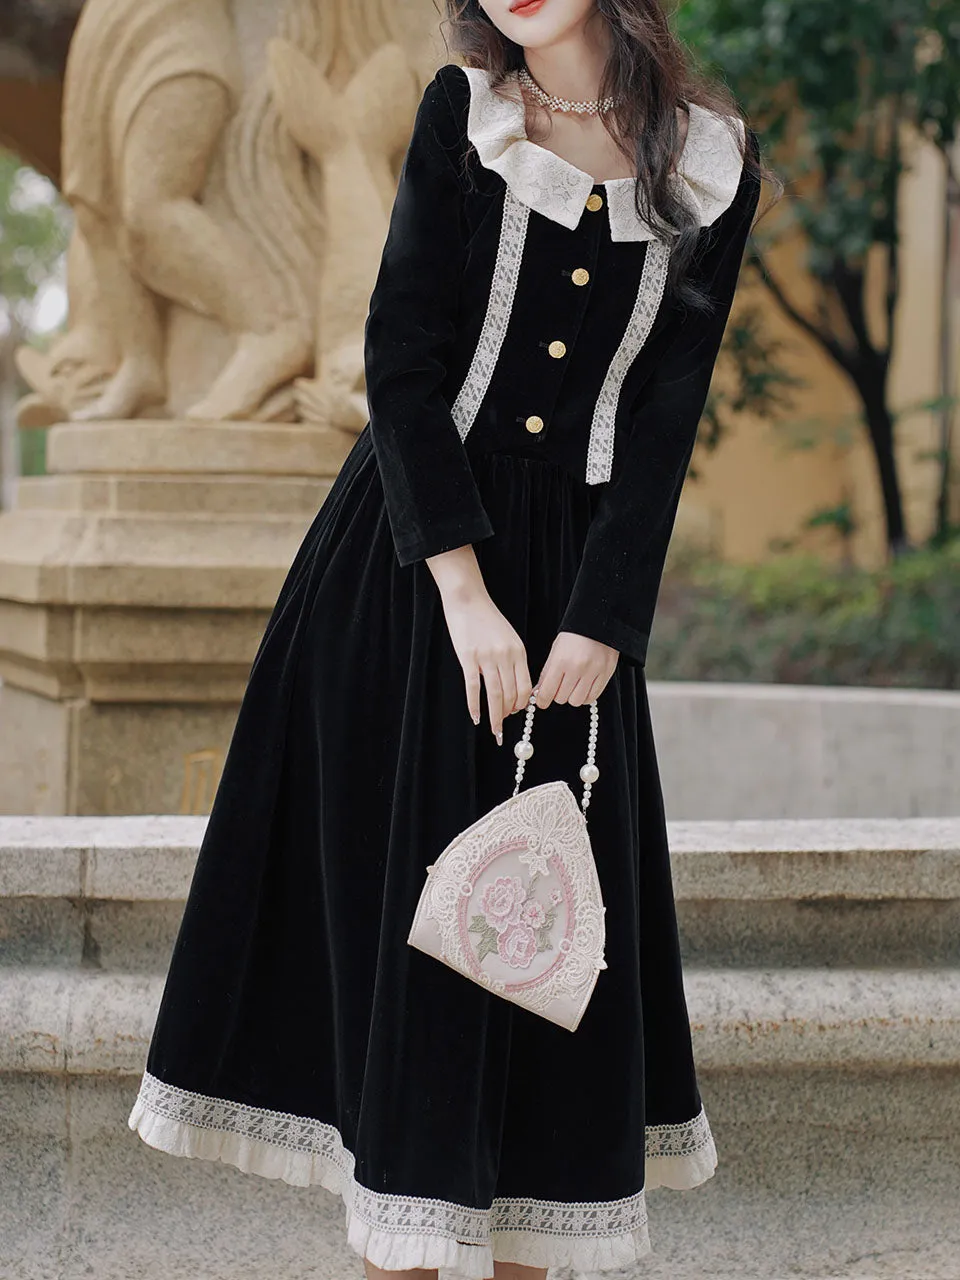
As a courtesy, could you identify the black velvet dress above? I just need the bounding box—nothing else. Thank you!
[128,60,761,1279]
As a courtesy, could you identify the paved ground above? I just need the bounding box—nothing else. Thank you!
[2,1070,959,1280]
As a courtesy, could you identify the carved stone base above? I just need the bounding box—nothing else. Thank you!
[0,418,356,814]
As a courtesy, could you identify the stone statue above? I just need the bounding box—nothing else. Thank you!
[16,0,433,429]
[0,0,454,817]
[268,37,419,427]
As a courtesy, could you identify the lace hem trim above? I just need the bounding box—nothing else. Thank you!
[128,1071,715,1277]
[645,1108,718,1190]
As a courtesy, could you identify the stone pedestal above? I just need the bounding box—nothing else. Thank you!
[0,419,355,814]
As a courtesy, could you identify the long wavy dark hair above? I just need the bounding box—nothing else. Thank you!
[439,0,778,310]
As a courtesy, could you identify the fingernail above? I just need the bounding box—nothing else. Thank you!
[496,731,502,746]
[472,712,480,725]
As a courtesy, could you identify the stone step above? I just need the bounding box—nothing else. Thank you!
[1,817,959,1280]
[2,965,958,1078]
[6,815,957,900]
[0,506,317,608]
[3,876,959,970]
[2,1069,956,1280]
[649,681,960,821]
[2,816,958,968]
[16,472,332,517]
[45,419,356,477]
[669,816,960,966]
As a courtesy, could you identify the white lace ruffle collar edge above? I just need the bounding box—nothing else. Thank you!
[458,64,746,242]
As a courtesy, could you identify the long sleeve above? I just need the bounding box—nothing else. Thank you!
[558,131,762,668]
[363,70,496,567]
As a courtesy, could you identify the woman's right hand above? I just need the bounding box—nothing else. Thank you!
[427,545,533,745]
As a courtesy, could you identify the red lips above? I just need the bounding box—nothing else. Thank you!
[509,0,546,12]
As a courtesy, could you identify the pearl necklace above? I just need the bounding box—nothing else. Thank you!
[518,65,618,116]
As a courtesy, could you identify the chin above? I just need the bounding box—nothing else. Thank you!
[482,0,596,45]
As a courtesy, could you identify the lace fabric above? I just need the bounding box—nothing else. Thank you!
[446,163,672,487]
[448,66,724,486]
[452,187,531,442]
[129,1070,717,1279]
[459,65,745,241]
[585,238,671,484]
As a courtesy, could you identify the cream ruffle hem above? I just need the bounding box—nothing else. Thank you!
[128,1071,717,1279]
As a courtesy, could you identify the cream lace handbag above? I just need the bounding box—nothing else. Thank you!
[407,692,607,1031]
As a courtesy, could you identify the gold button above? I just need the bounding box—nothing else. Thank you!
[525,415,544,434]
[571,267,590,286]
[548,340,566,359]
[585,193,603,211]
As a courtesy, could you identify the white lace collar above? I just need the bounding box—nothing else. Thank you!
[459,65,745,242]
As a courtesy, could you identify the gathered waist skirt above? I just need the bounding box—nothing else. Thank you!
[128,423,716,1280]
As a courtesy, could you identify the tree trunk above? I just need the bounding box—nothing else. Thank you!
[856,368,908,554]
[937,156,960,541]
[754,257,912,557]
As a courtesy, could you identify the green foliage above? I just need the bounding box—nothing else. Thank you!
[675,0,960,322]
[0,149,70,323]
[649,539,960,687]
[675,0,960,548]
[805,500,857,540]
[0,149,71,485]
[677,0,960,168]
[19,427,46,477]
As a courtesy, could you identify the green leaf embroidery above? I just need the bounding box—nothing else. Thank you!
[469,913,500,964]
[536,906,559,953]
[476,931,500,963]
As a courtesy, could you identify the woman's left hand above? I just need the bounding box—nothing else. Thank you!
[533,631,619,708]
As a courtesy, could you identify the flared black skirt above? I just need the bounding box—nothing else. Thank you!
[128,425,716,1279]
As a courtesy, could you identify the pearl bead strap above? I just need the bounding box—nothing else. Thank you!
[511,692,600,816]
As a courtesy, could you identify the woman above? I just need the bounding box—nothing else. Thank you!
[128,2,768,1278]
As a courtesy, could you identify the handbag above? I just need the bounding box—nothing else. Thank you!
[407,691,607,1031]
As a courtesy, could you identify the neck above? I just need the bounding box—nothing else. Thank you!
[521,15,611,106]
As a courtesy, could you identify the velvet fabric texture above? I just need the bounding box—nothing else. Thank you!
[364,63,761,667]
[142,442,697,1163]
[129,60,760,1277]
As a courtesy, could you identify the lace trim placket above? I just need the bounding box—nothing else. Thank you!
[585,238,672,484]
[129,1070,717,1277]
[451,190,671,487]
[451,186,530,442]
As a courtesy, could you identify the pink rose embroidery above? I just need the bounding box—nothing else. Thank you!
[549,887,564,906]
[480,875,524,933]
[497,921,538,969]
[520,898,546,928]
